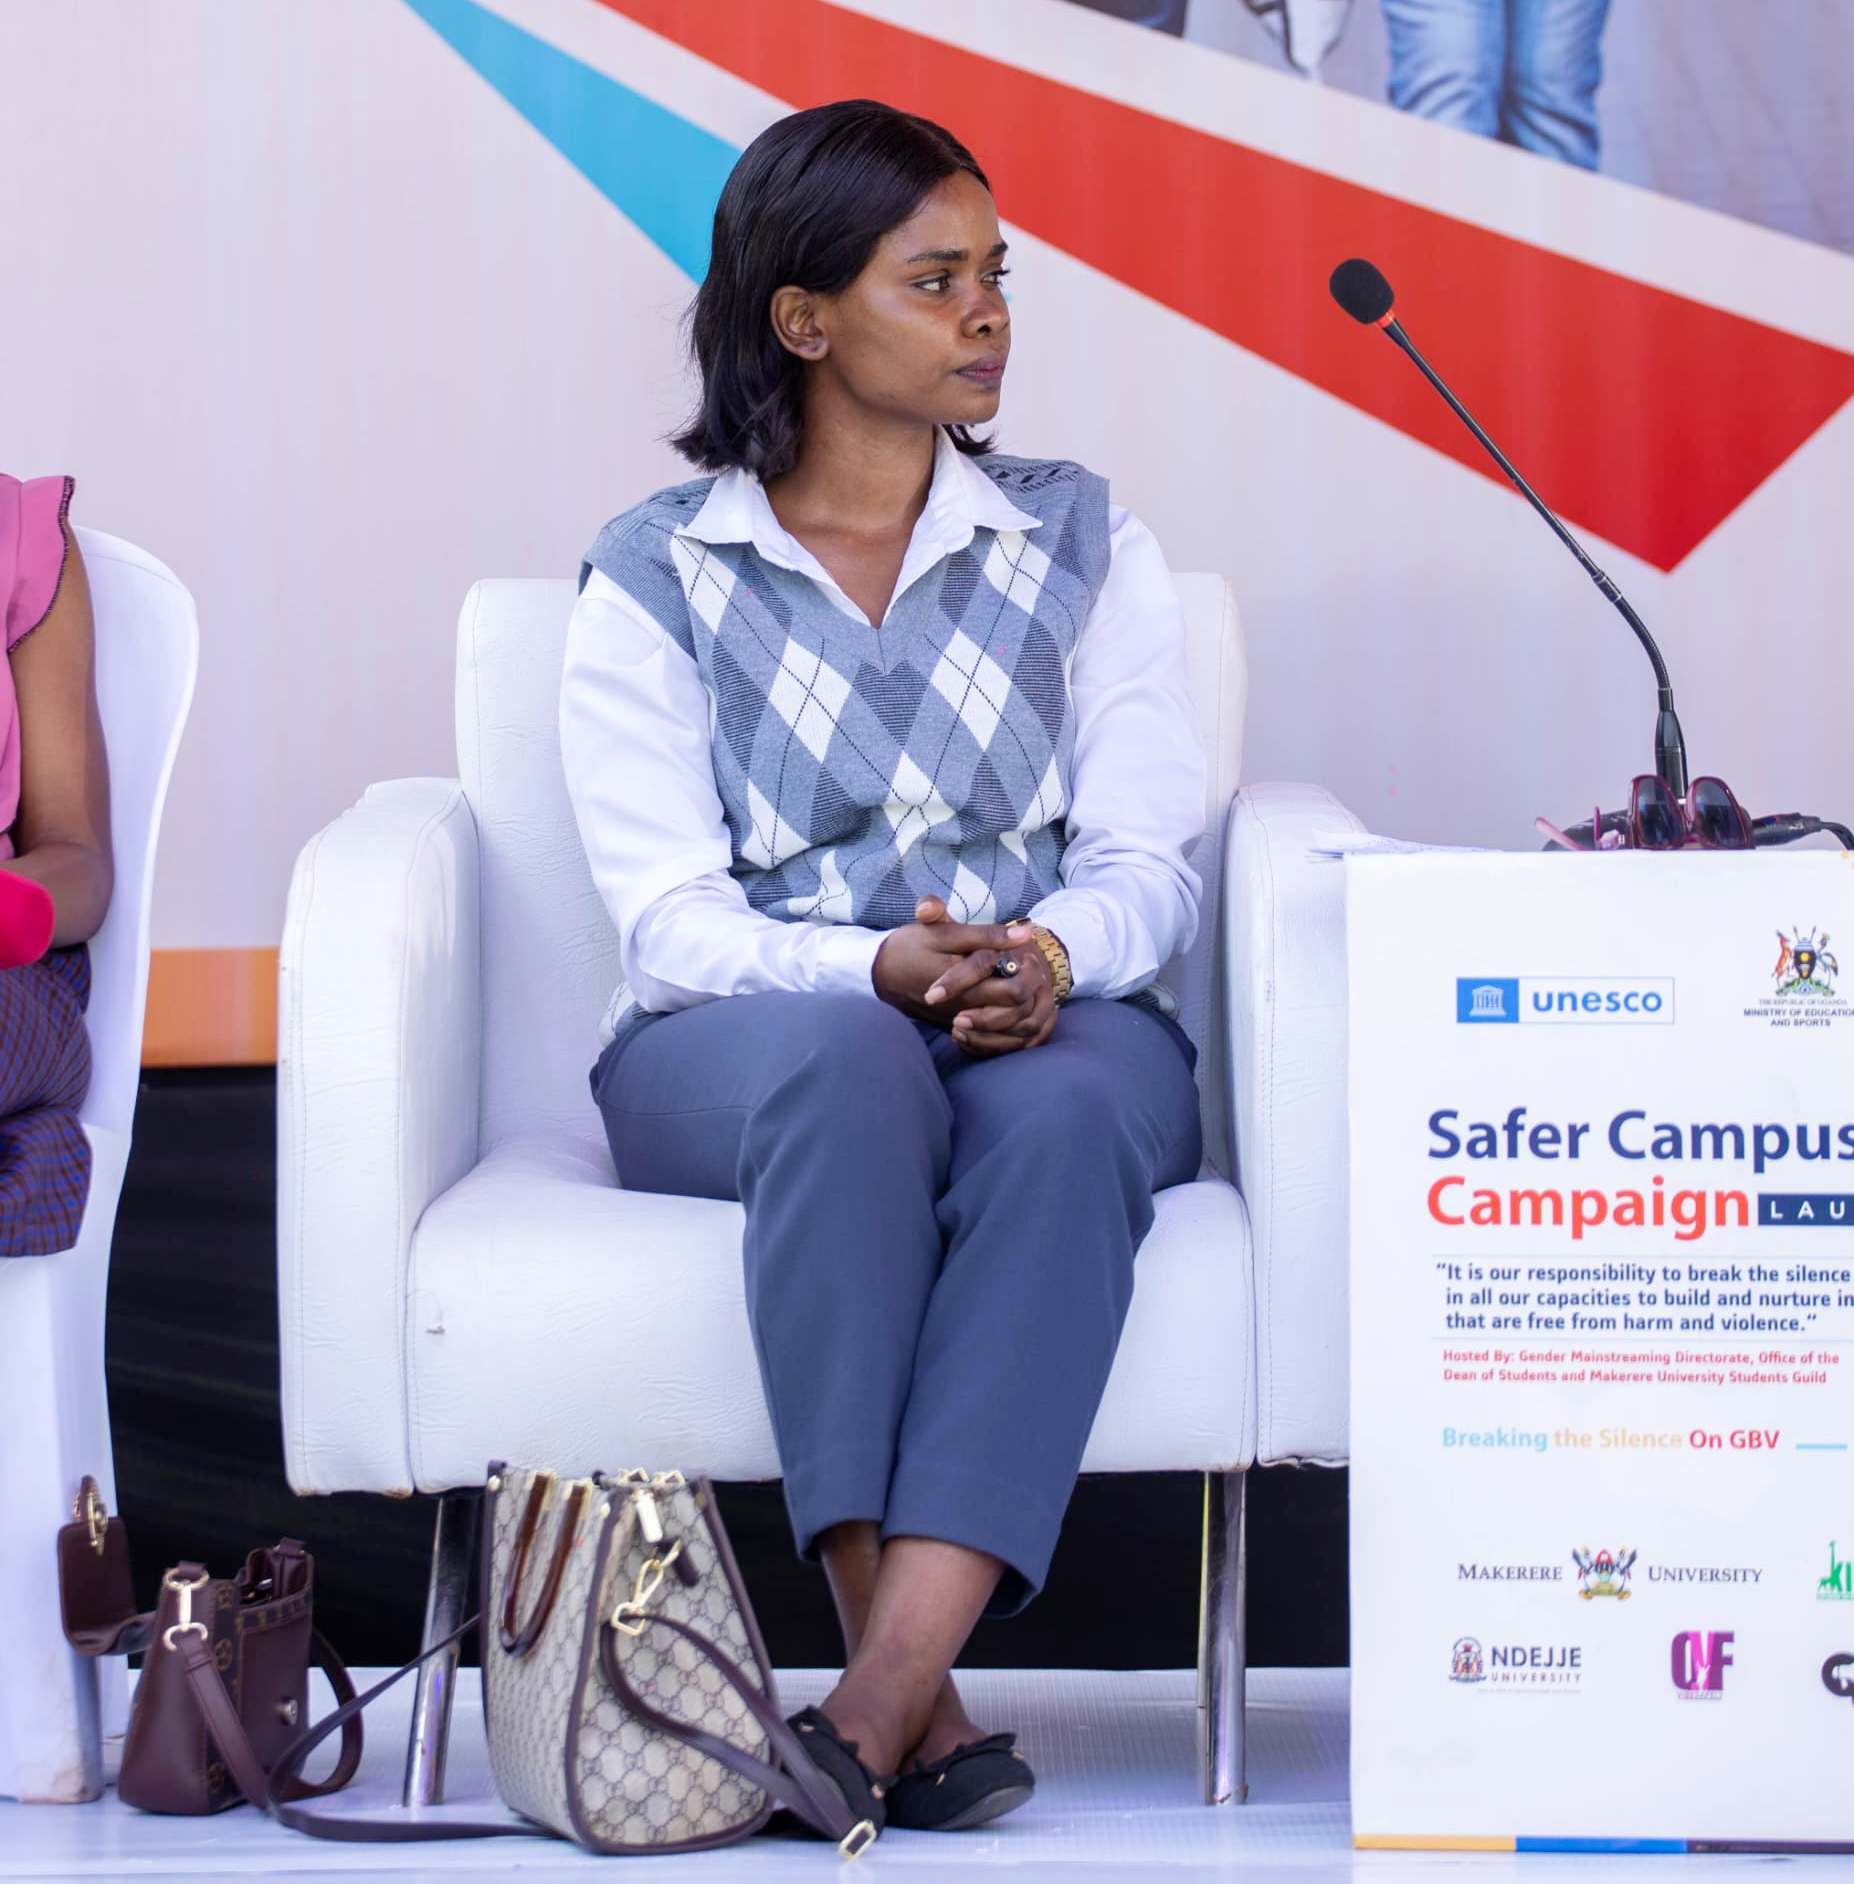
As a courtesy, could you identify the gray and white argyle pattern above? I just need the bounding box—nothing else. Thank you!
[582,455,1113,935]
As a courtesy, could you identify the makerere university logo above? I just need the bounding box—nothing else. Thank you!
[1572,1547,1637,1599]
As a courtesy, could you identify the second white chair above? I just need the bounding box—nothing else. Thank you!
[0,529,198,1803]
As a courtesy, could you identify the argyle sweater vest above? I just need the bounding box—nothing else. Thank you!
[580,454,1115,1008]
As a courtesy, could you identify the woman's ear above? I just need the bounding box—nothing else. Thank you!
[769,285,828,361]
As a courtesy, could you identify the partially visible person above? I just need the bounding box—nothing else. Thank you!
[1243,0,1357,76]
[1381,0,1612,170]
[0,475,113,1257]
[1062,0,1189,32]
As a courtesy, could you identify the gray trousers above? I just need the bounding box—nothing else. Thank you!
[590,991,1202,1615]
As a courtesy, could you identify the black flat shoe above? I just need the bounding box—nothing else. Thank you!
[886,1731,1036,1832]
[783,1706,894,1838]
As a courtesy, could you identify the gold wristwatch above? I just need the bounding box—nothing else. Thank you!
[1022,922,1072,1004]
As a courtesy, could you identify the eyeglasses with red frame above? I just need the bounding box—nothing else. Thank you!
[1537,775,1754,852]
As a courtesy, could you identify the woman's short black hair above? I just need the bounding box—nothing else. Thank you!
[668,98,999,479]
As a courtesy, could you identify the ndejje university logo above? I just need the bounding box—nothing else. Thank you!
[1457,977,1674,1025]
[1450,1637,1485,1684]
[1449,1638,1583,1690]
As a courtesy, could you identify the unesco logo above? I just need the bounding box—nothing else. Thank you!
[1671,1630,1733,1698]
[1456,977,1674,1026]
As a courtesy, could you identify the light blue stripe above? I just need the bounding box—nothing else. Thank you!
[1798,1442,1850,1451]
[400,0,739,279]
[1517,1838,1687,1854]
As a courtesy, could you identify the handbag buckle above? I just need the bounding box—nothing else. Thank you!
[610,1538,684,1636]
[839,1818,878,1860]
[73,1479,109,1557]
[634,1488,665,1545]
[161,1570,212,1652]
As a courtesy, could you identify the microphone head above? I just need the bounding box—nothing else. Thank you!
[1330,258,1394,325]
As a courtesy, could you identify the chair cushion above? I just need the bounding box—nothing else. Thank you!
[404,1131,1255,1490]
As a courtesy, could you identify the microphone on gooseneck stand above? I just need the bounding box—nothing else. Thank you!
[1327,257,1689,801]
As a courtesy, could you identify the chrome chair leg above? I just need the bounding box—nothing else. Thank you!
[402,1492,478,1807]
[1197,1473,1211,1711]
[1200,1469,1248,1804]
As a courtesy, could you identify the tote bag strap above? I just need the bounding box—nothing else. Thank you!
[261,1612,875,1858]
[599,1610,877,1857]
[262,1617,532,1842]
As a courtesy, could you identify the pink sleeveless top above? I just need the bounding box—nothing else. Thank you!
[0,475,74,863]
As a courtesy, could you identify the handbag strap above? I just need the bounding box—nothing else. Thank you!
[498,1477,588,1655]
[67,1607,154,1657]
[174,1626,364,1805]
[262,1612,876,1857]
[263,1617,538,1842]
[598,1609,876,1854]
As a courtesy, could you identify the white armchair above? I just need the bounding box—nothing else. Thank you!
[278,570,1355,1807]
[0,530,198,1802]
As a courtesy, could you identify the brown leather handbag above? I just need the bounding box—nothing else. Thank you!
[57,1478,362,1814]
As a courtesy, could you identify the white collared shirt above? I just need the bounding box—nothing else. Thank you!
[560,429,1207,1043]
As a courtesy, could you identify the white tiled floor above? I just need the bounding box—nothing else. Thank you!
[2,1669,1848,1879]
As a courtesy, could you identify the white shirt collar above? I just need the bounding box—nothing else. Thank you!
[672,427,1041,623]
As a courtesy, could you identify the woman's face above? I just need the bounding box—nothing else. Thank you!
[791,171,1012,426]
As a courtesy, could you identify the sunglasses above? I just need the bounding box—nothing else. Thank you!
[1537,776,1754,852]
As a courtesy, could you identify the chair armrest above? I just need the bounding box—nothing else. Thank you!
[278,779,482,1494]
[1223,782,1362,1466]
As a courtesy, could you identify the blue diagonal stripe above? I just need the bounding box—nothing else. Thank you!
[400,0,739,279]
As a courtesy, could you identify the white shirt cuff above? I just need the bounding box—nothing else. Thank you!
[1025,891,1114,1001]
[811,924,889,999]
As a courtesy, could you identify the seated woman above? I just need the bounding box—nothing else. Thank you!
[561,101,1206,1836]
[0,475,112,1256]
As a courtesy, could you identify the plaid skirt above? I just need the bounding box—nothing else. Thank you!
[0,945,92,1257]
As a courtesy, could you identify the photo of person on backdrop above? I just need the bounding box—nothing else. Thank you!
[1380,0,1612,169]
[1059,0,1853,246]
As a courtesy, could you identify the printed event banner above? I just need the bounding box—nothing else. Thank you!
[1348,853,1854,1852]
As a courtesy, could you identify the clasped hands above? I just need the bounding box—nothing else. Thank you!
[872,895,1059,1057]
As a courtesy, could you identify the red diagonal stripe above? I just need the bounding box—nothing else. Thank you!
[596,0,1854,571]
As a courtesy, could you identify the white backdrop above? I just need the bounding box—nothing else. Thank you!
[4,0,1852,958]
